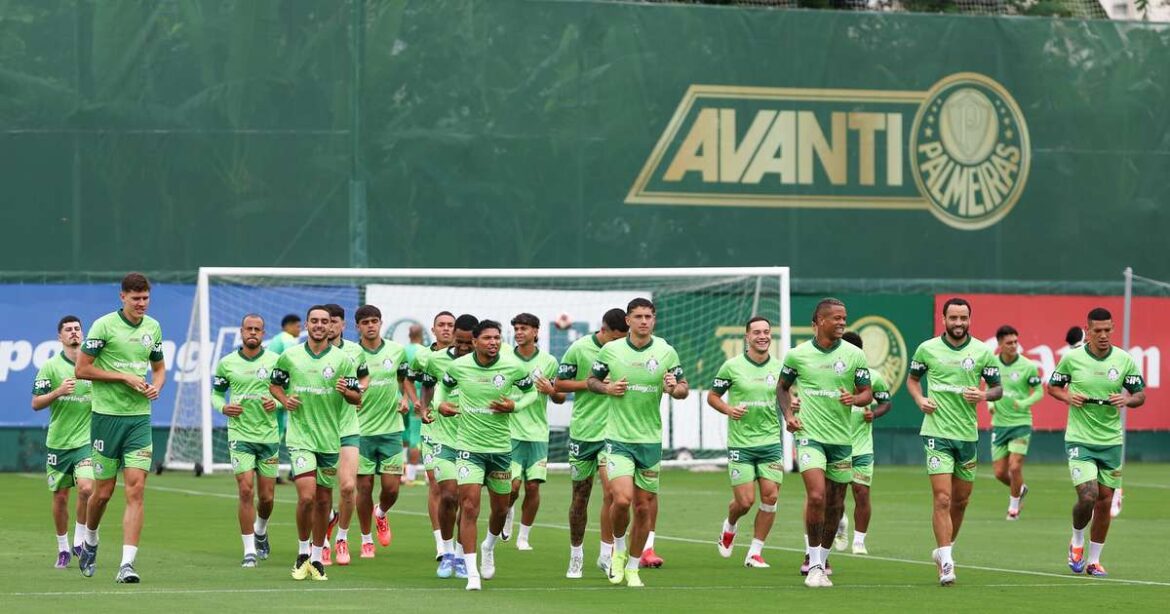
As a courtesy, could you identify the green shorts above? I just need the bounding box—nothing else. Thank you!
[46,445,94,491]
[359,432,405,476]
[429,440,460,483]
[923,436,977,482]
[90,413,152,480]
[851,453,874,486]
[991,425,1032,460]
[456,450,513,495]
[339,410,360,443]
[728,443,785,487]
[403,411,422,448]
[510,440,549,483]
[340,434,361,449]
[1066,442,1123,490]
[230,440,280,478]
[568,438,606,482]
[605,441,662,494]
[796,438,852,484]
[289,448,340,489]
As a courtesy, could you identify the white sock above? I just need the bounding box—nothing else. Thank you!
[484,531,500,551]
[456,542,465,558]
[433,529,443,551]
[362,533,373,545]
[121,545,138,567]
[1071,527,1085,548]
[644,530,656,552]
[938,545,954,566]
[722,518,737,534]
[405,464,417,481]
[85,527,99,547]
[73,522,86,547]
[336,527,349,542]
[375,505,386,519]
[519,523,532,542]
[443,539,455,555]
[242,534,256,555]
[1087,541,1105,565]
[310,545,323,563]
[809,546,823,567]
[625,554,640,571]
[465,553,480,578]
[1009,496,1021,511]
[600,540,614,559]
[820,546,831,567]
[298,539,311,555]
[614,533,627,554]
[254,516,268,535]
[57,534,69,552]
[571,544,584,559]
[803,533,810,555]
[748,538,765,557]
[853,530,867,545]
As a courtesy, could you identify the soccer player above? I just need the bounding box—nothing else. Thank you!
[436,319,535,591]
[403,323,427,486]
[324,303,367,566]
[352,305,416,558]
[32,315,93,569]
[268,314,302,354]
[504,313,566,551]
[1048,307,1145,577]
[989,325,1043,521]
[708,316,784,568]
[840,331,891,555]
[776,298,872,588]
[557,308,629,578]
[74,272,165,583]
[212,314,282,567]
[410,311,457,560]
[589,298,689,589]
[269,305,362,581]
[906,297,1001,586]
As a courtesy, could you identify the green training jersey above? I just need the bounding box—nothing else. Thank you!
[212,349,281,444]
[32,352,92,449]
[335,339,367,438]
[357,339,409,436]
[990,354,1042,428]
[710,353,782,449]
[850,371,890,457]
[592,336,684,445]
[268,331,300,355]
[418,346,462,446]
[270,343,361,452]
[438,352,534,454]
[909,335,1000,443]
[558,333,610,442]
[780,339,871,446]
[510,348,560,443]
[81,310,164,417]
[1050,345,1144,446]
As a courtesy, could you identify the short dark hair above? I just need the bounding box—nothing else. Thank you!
[842,330,863,349]
[434,310,455,324]
[473,319,501,338]
[57,315,81,332]
[812,297,845,324]
[511,312,540,328]
[995,325,1019,341]
[307,304,330,319]
[626,297,655,314]
[745,315,771,332]
[942,297,971,317]
[355,304,381,322]
[1087,307,1112,323]
[121,272,150,293]
[454,314,479,332]
[281,314,301,327]
[1065,326,1085,346]
[602,308,628,333]
[240,313,264,327]
[324,303,345,319]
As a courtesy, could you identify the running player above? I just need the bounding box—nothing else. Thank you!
[410,312,456,560]
[403,323,427,486]
[268,314,302,354]
[840,330,891,555]
[989,325,1043,520]
[1048,307,1145,577]
[323,303,367,566]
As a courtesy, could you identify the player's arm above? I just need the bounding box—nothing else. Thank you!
[1020,368,1045,409]
[268,361,300,410]
[1115,365,1147,409]
[906,352,936,414]
[337,371,362,406]
[554,347,587,393]
[397,364,418,413]
[870,390,892,421]
[212,367,243,417]
[436,372,460,416]
[663,360,689,400]
[707,371,745,420]
[841,365,873,407]
[586,353,625,396]
[776,362,802,432]
[74,341,139,388]
[31,371,70,410]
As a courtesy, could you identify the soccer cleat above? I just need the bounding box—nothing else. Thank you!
[566,552,584,579]
[360,542,375,558]
[480,542,496,580]
[817,567,834,587]
[502,506,514,542]
[326,509,339,542]
[1006,509,1020,521]
[640,548,664,568]
[435,547,444,562]
[1086,563,1108,577]
[717,530,735,558]
[56,550,71,569]
[834,517,849,552]
[437,554,455,578]
[310,561,328,581]
[375,515,392,548]
[517,538,533,551]
[291,554,312,580]
[804,565,827,588]
[626,569,644,588]
[79,542,98,578]
[1068,543,1086,574]
[115,563,141,584]
[800,554,811,576]
[322,544,332,566]
[335,540,351,566]
[454,557,468,579]
[596,554,610,577]
[852,542,868,555]
[608,550,628,585]
[1020,483,1029,503]
[825,560,833,576]
[72,544,83,559]
[933,549,955,586]
[241,553,258,568]
[1110,488,1123,518]
[255,532,270,560]
[466,575,482,591]
[744,554,770,568]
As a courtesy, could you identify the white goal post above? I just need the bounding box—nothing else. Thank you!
[165,267,792,475]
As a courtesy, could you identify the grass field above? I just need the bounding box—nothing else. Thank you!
[5,463,1170,612]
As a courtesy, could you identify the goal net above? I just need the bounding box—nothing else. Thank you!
[165,267,791,475]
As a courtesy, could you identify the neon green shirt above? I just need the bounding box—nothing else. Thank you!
[356,339,409,436]
[850,371,890,456]
[32,352,92,449]
[592,336,684,445]
[270,343,361,453]
[213,348,281,443]
[510,348,560,443]
[780,339,871,446]
[81,310,164,417]
[1050,345,1144,446]
[417,346,461,446]
[990,354,1042,428]
[710,353,782,449]
[559,333,610,442]
[437,352,534,454]
[909,335,1001,443]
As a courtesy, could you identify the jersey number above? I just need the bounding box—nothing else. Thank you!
[926,438,936,450]
[1068,447,1080,460]
[568,442,580,456]
[46,453,58,465]
[457,450,470,460]
[93,439,105,453]
[728,449,741,462]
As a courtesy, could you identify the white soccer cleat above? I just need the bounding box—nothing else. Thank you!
[1110,488,1123,518]
[851,542,868,555]
[566,552,584,579]
[517,538,533,552]
[502,507,515,542]
[465,576,482,591]
[480,543,496,580]
[833,516,849,552]
[804,565,829,588]
[932,548,956,586]
[743,553,770,568]
[596,554,610,577]
[717,529,735,558]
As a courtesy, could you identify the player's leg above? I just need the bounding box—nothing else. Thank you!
[234,464,259,566]
[796,439,834,585]
[289,450,317,580]
[114,415,152,583]
[992,429,1010,488]
[745,477,779,567]
[478,454,513,583]
[1084,447,1122,576]
[333,442,359,565]
[566,443,596,578]
[371,435,403,551]
[849,453,872,553]
[720,448,757,558]
[640,493,663,568]
[504,440,523,542]
[422,438,444,559]
[457,454,486,591]
[948,440,977,542]
[51,483,72,567]
[73,474,94,556]
[356,473,375,553]
[310,483,334,579]
[625,487,655,587]
[819,480,848,564]
[515,442,546,550]
[252,444,278,560]
[606,472,636,585]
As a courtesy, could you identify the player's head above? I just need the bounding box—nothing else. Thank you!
[1086,307,1113,352]
[473,319,503,358]
[995,324,1019,357]
[941,297,972,341]
[305,305,331,343]
[745,316,772,354]
[511,312,540,347]
[433,311,456,346]
[281,314,301,336]
[625,298,655,337]
[355,304,382,341]
[240,313,265,350]
[409,323,424,344]
[1065,325,1086,349]
[453,314,479,357]
[57,315,83,348]
[324,304,345,341]
[120,272,151,318]
[812,297,847,342]
[842,330,862,350]
[599,308,629,342]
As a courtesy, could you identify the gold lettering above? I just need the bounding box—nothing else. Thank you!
[720,109,775,183]
[940,165,968,214]
[886,113,903,187]
[664,107,718,182]
[798,111,846,185]
[742,111,796,185]
[991,152,1019,185]
[849,113,885,186]
[976,161,1004,209]
[966,164,985,216]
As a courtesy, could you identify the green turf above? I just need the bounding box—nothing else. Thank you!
[4,464,1170,611]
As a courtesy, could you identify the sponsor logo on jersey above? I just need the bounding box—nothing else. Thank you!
[628,73,1029,231]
